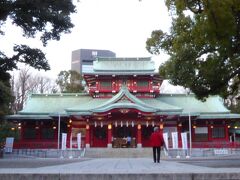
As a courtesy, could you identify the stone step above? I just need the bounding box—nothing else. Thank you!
[84,148,167,158]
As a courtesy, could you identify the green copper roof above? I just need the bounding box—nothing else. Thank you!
[6,114,52,120]
[92,57,155,73]
[67,86,160,113]
[19,93,92,115]
[157,94,230,114]
[86,86,182,114]
[8,89,239,121]
[93,103,156,113]
[66,98,108,113]
[94,86,158,109]
[198,113,240,119]
[141,99,182,112]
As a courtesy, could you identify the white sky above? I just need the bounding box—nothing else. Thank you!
[1,0,172,78]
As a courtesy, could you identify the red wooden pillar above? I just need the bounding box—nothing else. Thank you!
[85,124,90,148]
[20,122,24,141]
[67,124,72,148]
[137,124,142,148]
[35,122,41,141]
[107,124,112,148]
[208,124,212,142]
[177,124,182,148]
[225,125,229,141]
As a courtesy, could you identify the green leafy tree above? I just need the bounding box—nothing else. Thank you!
[0,81,13,118]
[146,0,240,100]
[0,0,76,115]
[56,70,84,93]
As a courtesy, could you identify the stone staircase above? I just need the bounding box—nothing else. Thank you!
[84,148,240,159]
[84,148,157,158]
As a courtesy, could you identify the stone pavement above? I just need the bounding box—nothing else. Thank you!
[0,157,240,179]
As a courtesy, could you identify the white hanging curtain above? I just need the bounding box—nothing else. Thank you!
[131,121,134,127]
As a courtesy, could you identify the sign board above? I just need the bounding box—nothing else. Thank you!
[61,133,67,150]
[5,137,14,153]
[181,132,188,150]
[171,132,178,149]
[77,133,82,150]
[214,149,228,155]
[163,133,169,150]
[163,133,169,156]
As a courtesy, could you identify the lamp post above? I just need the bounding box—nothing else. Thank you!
[186,89,192,157]
[188,111,192,157]
[58,114,61,150]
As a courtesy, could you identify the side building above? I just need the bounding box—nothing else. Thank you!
[71,49,116,74]
[7,57,240,149]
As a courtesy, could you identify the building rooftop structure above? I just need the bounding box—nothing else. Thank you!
[90,57,155,74]
[7,57,240,149]
[8,88,238,120]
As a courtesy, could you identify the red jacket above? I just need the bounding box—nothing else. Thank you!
[150,131,164,147]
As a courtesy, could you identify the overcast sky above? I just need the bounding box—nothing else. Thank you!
[1,0,172,78]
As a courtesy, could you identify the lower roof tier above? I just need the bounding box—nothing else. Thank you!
[7,86,240,121]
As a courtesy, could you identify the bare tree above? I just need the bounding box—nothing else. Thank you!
[29,76,54,94]
[11,67,59,113]
[14,68,31,111]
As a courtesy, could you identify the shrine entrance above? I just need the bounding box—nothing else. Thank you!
[112,126,137,148]
[90,126,108,147]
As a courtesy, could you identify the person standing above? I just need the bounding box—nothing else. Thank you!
[126,135,131,148]
[150,127,166,163]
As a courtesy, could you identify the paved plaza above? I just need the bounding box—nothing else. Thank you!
[1,157,240,179]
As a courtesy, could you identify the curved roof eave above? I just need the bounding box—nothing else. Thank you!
[92,86,160,111]
[67,112,92,116]
[91,103,156,113]
[5,114,53,120]
[198,113,240,119]
[155,112,182,115]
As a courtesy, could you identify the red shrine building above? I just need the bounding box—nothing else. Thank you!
[7,57,240,149]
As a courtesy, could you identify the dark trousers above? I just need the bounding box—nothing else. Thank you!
[152,146,161,163]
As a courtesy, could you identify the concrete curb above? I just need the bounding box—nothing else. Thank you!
[1,173,240,180]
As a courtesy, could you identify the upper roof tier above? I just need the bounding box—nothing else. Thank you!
[84,57,156,75]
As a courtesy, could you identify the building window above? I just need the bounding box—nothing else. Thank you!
[42,128,54,139]
[100,81,111,88]
[194,127,208,141]
[137,81,148,87]
[212,127,225,138]
[92,51,98,57]
[24,128,36,139]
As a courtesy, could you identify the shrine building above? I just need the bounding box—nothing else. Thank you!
[7,57,240,149]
